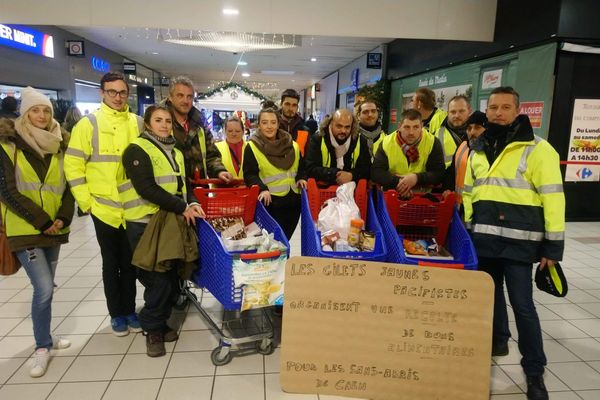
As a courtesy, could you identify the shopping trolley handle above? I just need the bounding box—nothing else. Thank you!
[240,250,281,260]
[192,178,245,186]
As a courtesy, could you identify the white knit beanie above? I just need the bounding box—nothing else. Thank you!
[19,86,53,117]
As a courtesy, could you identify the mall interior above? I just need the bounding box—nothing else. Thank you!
[1,0,600,399]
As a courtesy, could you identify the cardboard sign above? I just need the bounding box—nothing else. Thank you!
[281,256,494,400]
[565,98,600,182]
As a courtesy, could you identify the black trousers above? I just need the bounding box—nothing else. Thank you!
[91,215,136,318]
[266,191,301,241]
[126,221,179,333]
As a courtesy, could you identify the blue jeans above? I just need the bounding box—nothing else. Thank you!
[16,246,60,350]
[479,257,547,376]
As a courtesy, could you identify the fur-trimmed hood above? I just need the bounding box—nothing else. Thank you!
[317,112,359,140]
[0,117,70,150]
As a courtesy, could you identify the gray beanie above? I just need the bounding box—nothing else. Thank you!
[19,86,53,117]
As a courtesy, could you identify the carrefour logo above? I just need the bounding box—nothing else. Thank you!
[576,168,593,179]
[0,24,54,58]
[91,56,110,73]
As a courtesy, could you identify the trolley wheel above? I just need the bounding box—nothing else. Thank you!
[211,346,233,366]
[256,340,275,355]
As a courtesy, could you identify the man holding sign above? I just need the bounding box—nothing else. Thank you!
[463,87,565,400]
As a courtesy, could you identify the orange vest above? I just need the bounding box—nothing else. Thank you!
[454,141,469,204]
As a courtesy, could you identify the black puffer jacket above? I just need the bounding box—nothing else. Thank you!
[0,118,74,251]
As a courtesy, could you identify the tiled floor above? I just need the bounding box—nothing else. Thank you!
[1,216,600,399]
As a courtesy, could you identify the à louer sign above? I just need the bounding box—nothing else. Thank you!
[0,24,54,58]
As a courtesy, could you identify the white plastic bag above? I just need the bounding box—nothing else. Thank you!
[317,181,360,239]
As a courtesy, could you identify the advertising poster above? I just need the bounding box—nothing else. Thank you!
[565,99,600,182]
[481,69,503,90]
[519,101,544,128]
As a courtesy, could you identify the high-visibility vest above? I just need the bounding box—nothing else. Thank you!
[0,142,70,237]
[372,132,386,157]
[381,130,436,176]
[463,135,565,262]
[118,136,186,222]
[247,141,300,196]
[454,141,469,204]
[424,108,447,136]
[320,136,361,169]
[215,140,246,179]
[64,103,142,228]
[435,125,461,168]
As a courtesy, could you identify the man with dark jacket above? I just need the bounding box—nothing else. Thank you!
[0,96,19,119]
[162,76,231,192]
[278,89,309,154]
[305,109,371,185]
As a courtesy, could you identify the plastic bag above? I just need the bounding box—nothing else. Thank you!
[317,181,360,239]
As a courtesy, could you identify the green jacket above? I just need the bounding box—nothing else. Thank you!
[131,210,198,279]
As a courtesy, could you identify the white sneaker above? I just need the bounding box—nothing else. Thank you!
[30,348,50,378]
[51,335,71,350]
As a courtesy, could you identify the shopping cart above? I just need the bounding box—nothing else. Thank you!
[376,190,478,269]
[180,179,290,365]
[300,178,387,261]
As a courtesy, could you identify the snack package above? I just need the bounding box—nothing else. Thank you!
[209,216,246,239]
[403,239,428,255]
[359,231,376,252]
[232,253,286,311]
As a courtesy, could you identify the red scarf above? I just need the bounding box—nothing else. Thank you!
[228,141,244,174]
[395,131,420,163]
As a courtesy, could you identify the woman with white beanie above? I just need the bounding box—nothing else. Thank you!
[0,87,74,377]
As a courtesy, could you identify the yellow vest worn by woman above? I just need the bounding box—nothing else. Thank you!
[215,140,246,179]
[1,142,70,237]
[118,136,186,222]
[247,141,300,197]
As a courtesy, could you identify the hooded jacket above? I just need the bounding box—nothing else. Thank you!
[305,114,371,185]
[0,118,74,251]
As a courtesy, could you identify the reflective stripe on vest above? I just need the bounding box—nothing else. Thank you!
[473,223,544,241]
[320,136,360,169]
[118,137,186,221]
[0,142,69,237]
[436,126,457,167]
[248,141,300,196]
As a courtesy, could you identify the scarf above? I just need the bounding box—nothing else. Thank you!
[227,140,244,174]
[14,116,62,157]
[329,131,351,169]
[396,131,420,164]
[250,129,295,170]
[358,123,382,157]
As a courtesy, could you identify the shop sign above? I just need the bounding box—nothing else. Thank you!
[519,101,544,128]
[91,56,110,73]
[128,73,143,84]
[366,52,382,69]
[481,69,502,90]
[390,108,397,123]
[417,73,447,87]
[0,24,54,58]
[123,62,136,73]
[351,68,359,92]
[565,98,600,182]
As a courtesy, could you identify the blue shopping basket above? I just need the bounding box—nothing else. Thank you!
[300,179,387,261]
[375,190,478,270]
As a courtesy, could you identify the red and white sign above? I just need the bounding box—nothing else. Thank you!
[390,108,397,124]
[519,101,544,128]
[481,69,502,90]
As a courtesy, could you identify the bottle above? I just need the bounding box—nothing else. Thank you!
[347,218,364,247]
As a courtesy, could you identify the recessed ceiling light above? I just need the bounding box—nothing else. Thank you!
[237,61,248,66]
[242,72,250,77]
[222,8,239,15]
[151,52,159,55]
[310,57,317,62]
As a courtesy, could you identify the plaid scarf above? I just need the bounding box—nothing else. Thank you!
[395,131,420,163]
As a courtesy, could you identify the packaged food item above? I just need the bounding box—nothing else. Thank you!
[321,230,340,247]
[335,239,350,252]
[347,218,364,247]
[233,253,286,311]
[359,230,376,251]
[322,244,334,252]
[209,216,246,239]
[403,239,428,255]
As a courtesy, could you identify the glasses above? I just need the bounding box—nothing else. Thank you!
[104,89,129,98]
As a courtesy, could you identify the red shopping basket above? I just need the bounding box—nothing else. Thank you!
[306,178,368,221]
[383,191,457,246]
[194,181,258,226]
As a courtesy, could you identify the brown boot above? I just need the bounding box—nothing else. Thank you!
[146,332,166,357]
[163,327,179,343]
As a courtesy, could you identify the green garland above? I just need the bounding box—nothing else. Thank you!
[197,82,268,101]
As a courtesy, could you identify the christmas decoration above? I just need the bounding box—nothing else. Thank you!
[197,82,268,102]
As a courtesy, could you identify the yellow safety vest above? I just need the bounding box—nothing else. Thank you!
[0,142,70,237]
[247,141,300,196]
[381,130,436,176]
[320,136,361,169]
[424,108,447,136]
[64,103,142,228]
[215,140,246,179]
[435,125,460,168]
[463,136,565,261]
[118,136,186,222]
[373,132,386,157]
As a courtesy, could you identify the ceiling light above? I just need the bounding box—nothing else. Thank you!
[222,8,239,15]
[242,72,250,77]
[310,57,317,62]
[237,61,248,66]
[165,31,300,53]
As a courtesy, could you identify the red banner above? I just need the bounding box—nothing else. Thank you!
[519,101,544,128]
